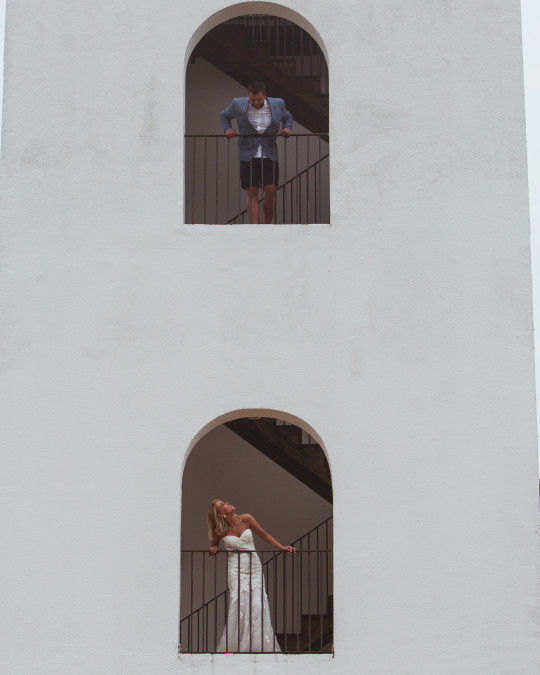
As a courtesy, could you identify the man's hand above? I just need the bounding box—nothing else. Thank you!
[225,129,236,138]
[281,128,292,137]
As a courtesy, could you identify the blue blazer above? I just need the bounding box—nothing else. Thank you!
[219,97,293,161]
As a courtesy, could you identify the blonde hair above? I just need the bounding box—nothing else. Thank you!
[207,499,229,540]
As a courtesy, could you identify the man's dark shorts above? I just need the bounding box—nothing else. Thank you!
[240,158,279,189]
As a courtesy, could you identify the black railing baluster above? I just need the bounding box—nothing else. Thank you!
[298,543,302,652]
[204,604,208,652]
[307,136,310,223]
[215,137,218,224]
[237,137,241,224]
[291,548,295,651]
[225,553,229,653]
[249,552,253,652]
[226,137,230,223]
[213,553,217,652]
[307,535,312,651]
[283,135,287,224]
[318,135,322,222]
[237,551,240,652]
[249,137,253,223]
[295,135,299,223]
[202,551,205,615]
[283,549,287,652]
[191,138,195,223]
[314,163,318,224]
[317,528,321,650]
[190,551,193,631]
[203,137,207,224]
[272,556,277,652]
[199,607,202,653]
[261,552,265,651]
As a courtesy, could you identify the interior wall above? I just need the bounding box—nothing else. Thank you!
[181,423,332,552]
[185,57,313,136]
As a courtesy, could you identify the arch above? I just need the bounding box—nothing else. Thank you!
[181,407,331,475]
[184,4,330,224]
[184,3,329,72]
[179,408,334,654]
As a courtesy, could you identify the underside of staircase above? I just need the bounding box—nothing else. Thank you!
[192,24,329,133]
[225,417,332,503]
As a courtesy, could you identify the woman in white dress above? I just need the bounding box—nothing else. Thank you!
[208,499,297,653]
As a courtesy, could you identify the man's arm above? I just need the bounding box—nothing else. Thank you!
[219,100,237,137]
[281,101,293,136]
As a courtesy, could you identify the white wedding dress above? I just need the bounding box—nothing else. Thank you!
[216,528,281,653]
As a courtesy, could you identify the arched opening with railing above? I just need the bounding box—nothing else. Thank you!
[179,411,333,654]
[185,5,330,224]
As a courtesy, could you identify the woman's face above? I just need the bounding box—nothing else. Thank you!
[216,500,235,516]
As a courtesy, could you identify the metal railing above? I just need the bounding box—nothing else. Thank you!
[179,517,333,654]
[184,133,329,225]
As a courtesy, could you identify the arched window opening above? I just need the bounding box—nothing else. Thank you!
[185,14,330,224]
[179,415,333,654]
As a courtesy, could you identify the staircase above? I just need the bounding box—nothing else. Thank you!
[277,595,333,653]
[192,16,329,133]
[225,417,332,503]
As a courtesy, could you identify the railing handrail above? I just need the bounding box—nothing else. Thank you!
[180,517,333,624]
[185,132,329,224]
[179,549,333,623]
[181,548,331,553]
[184,133,329,138]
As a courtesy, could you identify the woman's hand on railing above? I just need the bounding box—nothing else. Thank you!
[281,545,298,553]
[209,546,219,556]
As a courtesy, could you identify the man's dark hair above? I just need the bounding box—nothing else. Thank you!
[247,81,266,94]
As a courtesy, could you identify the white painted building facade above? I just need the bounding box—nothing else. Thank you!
[1,1,539,673]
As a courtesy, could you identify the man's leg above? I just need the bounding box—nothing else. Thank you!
[262,184,276,224]
[246,187,260,224]
[261,160,279,224]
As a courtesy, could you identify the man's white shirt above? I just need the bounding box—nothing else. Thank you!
[247,98,272,158]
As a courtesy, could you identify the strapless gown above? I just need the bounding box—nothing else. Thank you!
[216,528,280,653]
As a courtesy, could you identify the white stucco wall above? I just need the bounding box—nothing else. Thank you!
[1,1,538,674]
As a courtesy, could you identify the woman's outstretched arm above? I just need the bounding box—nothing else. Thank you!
[245,514,297,552]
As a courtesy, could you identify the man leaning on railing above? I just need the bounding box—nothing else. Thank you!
[219,81,293,224]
